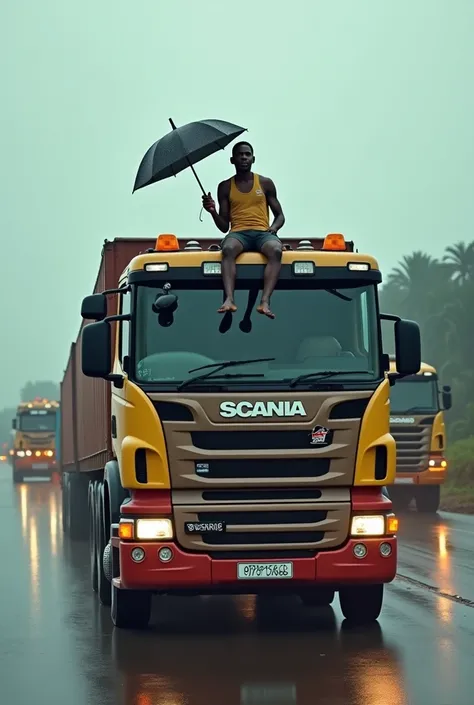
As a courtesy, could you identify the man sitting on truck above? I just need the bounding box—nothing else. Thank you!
[202,141,285,319]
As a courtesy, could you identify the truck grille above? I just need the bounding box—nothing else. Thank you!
[195,458,330,479]
[173,499,350,553]
[390,425,431,472]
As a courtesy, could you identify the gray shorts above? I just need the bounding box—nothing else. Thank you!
[222,229,281,252]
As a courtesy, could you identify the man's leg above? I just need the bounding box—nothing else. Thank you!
[218,237,244,313]
[257,239,283,319]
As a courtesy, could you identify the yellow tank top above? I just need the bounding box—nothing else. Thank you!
[229,173,269,232]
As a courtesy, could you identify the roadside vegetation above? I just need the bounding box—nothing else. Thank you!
[380,240,474,513]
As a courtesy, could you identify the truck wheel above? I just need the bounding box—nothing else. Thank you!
[415,486,440,513]
[111,584,152,629]
[96,482,112,606]
[89,481,98,592]
[339,584,384,625]
[300,588,335,607]
[388,486,412,511]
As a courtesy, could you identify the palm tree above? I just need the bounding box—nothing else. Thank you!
[443,241,474,283]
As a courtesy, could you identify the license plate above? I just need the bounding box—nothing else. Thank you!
[395,477,414,484]
[185,521,226,534]
[237,562,293,580]
[32,463,48,470]
[241,684,296,705]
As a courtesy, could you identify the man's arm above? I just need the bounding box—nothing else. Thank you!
[202,180,230,234]
[261,177,285,233]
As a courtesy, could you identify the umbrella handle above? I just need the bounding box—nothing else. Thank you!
[169,118,207,196]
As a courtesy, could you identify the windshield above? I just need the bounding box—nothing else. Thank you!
[18,412,57,432]
[134,282,381,389]
[390,377,439,413]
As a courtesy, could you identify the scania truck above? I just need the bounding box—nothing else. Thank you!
[59,234,421,629]
[11,398,59,482]
[388,359,452,513]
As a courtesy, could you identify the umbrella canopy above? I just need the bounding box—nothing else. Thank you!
[133,118,247,194]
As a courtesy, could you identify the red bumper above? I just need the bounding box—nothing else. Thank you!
[12,459,55,473]
[113,537,397,592]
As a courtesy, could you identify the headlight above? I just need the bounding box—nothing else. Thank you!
[136,518,173,540]
[351,515,385,537]
[17,451,25,457]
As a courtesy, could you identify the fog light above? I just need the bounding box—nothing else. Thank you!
[159,547,173,563]
[131,547,145,563]
[380,542,392,557]
[353,543,367,559]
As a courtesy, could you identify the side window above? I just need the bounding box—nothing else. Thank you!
[119,289,131,365]
[360,291,370,352]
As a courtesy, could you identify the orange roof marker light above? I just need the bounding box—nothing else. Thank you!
[155,234,180,251]
[322,233,346,251]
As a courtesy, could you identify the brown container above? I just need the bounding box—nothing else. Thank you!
[59,238,154,475]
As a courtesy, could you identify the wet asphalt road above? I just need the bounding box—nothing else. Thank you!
[1,473,474,705]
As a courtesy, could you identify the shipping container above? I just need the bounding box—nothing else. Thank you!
[60,238,154,475]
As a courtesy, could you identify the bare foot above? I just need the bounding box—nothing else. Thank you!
[257,302,275,319]
[218,299,237,314]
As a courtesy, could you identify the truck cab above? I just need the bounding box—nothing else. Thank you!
[61,233,421,628]
[11,398,59,482]
[387,359,452,513]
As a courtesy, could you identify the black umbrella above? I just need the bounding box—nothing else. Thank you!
[133,118,247,194]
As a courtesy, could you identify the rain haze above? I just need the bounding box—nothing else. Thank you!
[1,0,473,406]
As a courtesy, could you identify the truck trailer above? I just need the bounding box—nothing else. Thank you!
[59,234,421,629]
[388,359,452,513]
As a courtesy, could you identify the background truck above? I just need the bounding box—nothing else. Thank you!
[387,358,452,513]
[59,234,421,629]
[11,398,60,482]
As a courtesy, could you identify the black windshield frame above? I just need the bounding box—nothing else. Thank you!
[127,276,385,392]
[389,376,440,414]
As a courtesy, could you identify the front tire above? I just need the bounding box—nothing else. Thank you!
[89,481,98,592]
[111,584,152,629]
[339,584,384,625]
[300,588,335,607]
[415,485,440,513]
[96,482,112,606]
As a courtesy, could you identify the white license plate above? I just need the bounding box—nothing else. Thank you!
[395,477,414,484]
[32,463,48,470]
[237,562,293,580]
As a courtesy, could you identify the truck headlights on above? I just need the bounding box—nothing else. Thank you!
[136,518,173,540]
[351,515,385,537]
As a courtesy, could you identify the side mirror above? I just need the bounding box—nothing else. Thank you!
[82,321,112,378]
[442,385,452,411]
[152,293,178,313]
[81,294,107,321]
[12,419,16,430]
[394,319,421,376]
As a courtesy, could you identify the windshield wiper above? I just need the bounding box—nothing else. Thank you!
[289,370,373,388]
[177,357,275,391]
[396,406,437,413]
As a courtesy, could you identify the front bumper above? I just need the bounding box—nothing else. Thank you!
[12,458,55,474]
[395,467,446,486]
[113,537,397,592]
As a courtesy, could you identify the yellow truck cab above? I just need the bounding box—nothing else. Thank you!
[61,233,422,628]
[387,359,452,512]
[11,398,59,482]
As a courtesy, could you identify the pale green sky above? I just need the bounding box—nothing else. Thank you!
[1,0,473,406]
